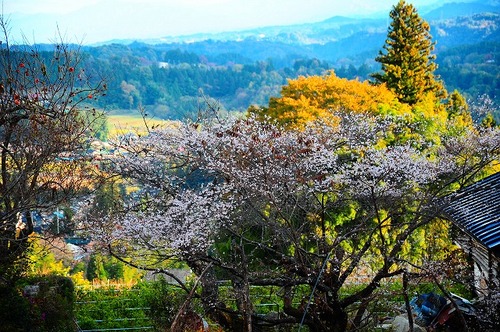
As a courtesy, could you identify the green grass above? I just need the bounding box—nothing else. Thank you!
[75,285,153,331]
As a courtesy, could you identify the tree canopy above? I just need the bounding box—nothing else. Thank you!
[0,19,106,281]
[372,0,446,105]
[86,110,500,331]
[251,71,409,130]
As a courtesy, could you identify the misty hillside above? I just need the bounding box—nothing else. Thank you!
[74,0,499,120]
[99,0,499,64]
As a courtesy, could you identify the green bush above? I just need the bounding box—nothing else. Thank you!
[0,283,31,331]
[27,276,76,331]
[0,276,77,332]
[140,279,189,331]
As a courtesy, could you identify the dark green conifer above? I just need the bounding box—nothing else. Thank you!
[372,0,445,105]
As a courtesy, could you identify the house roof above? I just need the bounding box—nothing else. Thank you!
[442,172,500,253]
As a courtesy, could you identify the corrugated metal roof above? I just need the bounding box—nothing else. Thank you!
[443,172,500,252]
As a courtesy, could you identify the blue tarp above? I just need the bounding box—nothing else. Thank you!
[410,292,447,326]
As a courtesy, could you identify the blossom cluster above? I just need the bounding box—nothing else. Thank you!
[92,112,500,265]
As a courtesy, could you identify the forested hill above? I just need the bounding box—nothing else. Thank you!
[76,0,499,120]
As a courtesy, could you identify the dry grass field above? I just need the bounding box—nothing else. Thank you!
[107,114,171,138]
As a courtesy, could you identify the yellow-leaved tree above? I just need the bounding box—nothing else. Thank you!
[251,71,410,130]
[250,71,464,150]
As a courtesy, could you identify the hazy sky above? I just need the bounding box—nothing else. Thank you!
[4,0,446,44]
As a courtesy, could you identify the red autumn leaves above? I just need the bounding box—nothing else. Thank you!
[9,63,91,104]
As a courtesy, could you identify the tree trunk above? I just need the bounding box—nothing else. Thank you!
[233,276,252,332]
[283,286,349,332]
[403,271,414,332]
[187,261,229,327]
[323,305,349,332]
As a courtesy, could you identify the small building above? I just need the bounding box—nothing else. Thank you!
[442,172,500,297]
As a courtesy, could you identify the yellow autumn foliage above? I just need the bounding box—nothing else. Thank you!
[254,71,412,129]
[251,71,475,150]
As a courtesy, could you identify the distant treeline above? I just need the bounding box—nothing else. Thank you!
[77,41,498,120]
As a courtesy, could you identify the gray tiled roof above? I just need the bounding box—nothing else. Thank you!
[443,172,500,252]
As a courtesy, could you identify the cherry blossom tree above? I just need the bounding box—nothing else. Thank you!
[93,110,500,331]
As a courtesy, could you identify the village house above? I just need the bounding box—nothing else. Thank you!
[442,172,500,297]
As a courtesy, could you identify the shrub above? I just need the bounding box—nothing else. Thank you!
[0,276,77,331]
[0,282,31,331]
[24,275,76,331]
[141,278,189,331]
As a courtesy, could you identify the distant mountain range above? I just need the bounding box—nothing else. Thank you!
[5,0,498,120]
[95,0,499,67]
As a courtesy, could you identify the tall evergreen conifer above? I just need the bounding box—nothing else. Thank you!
[372,0,445,105]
